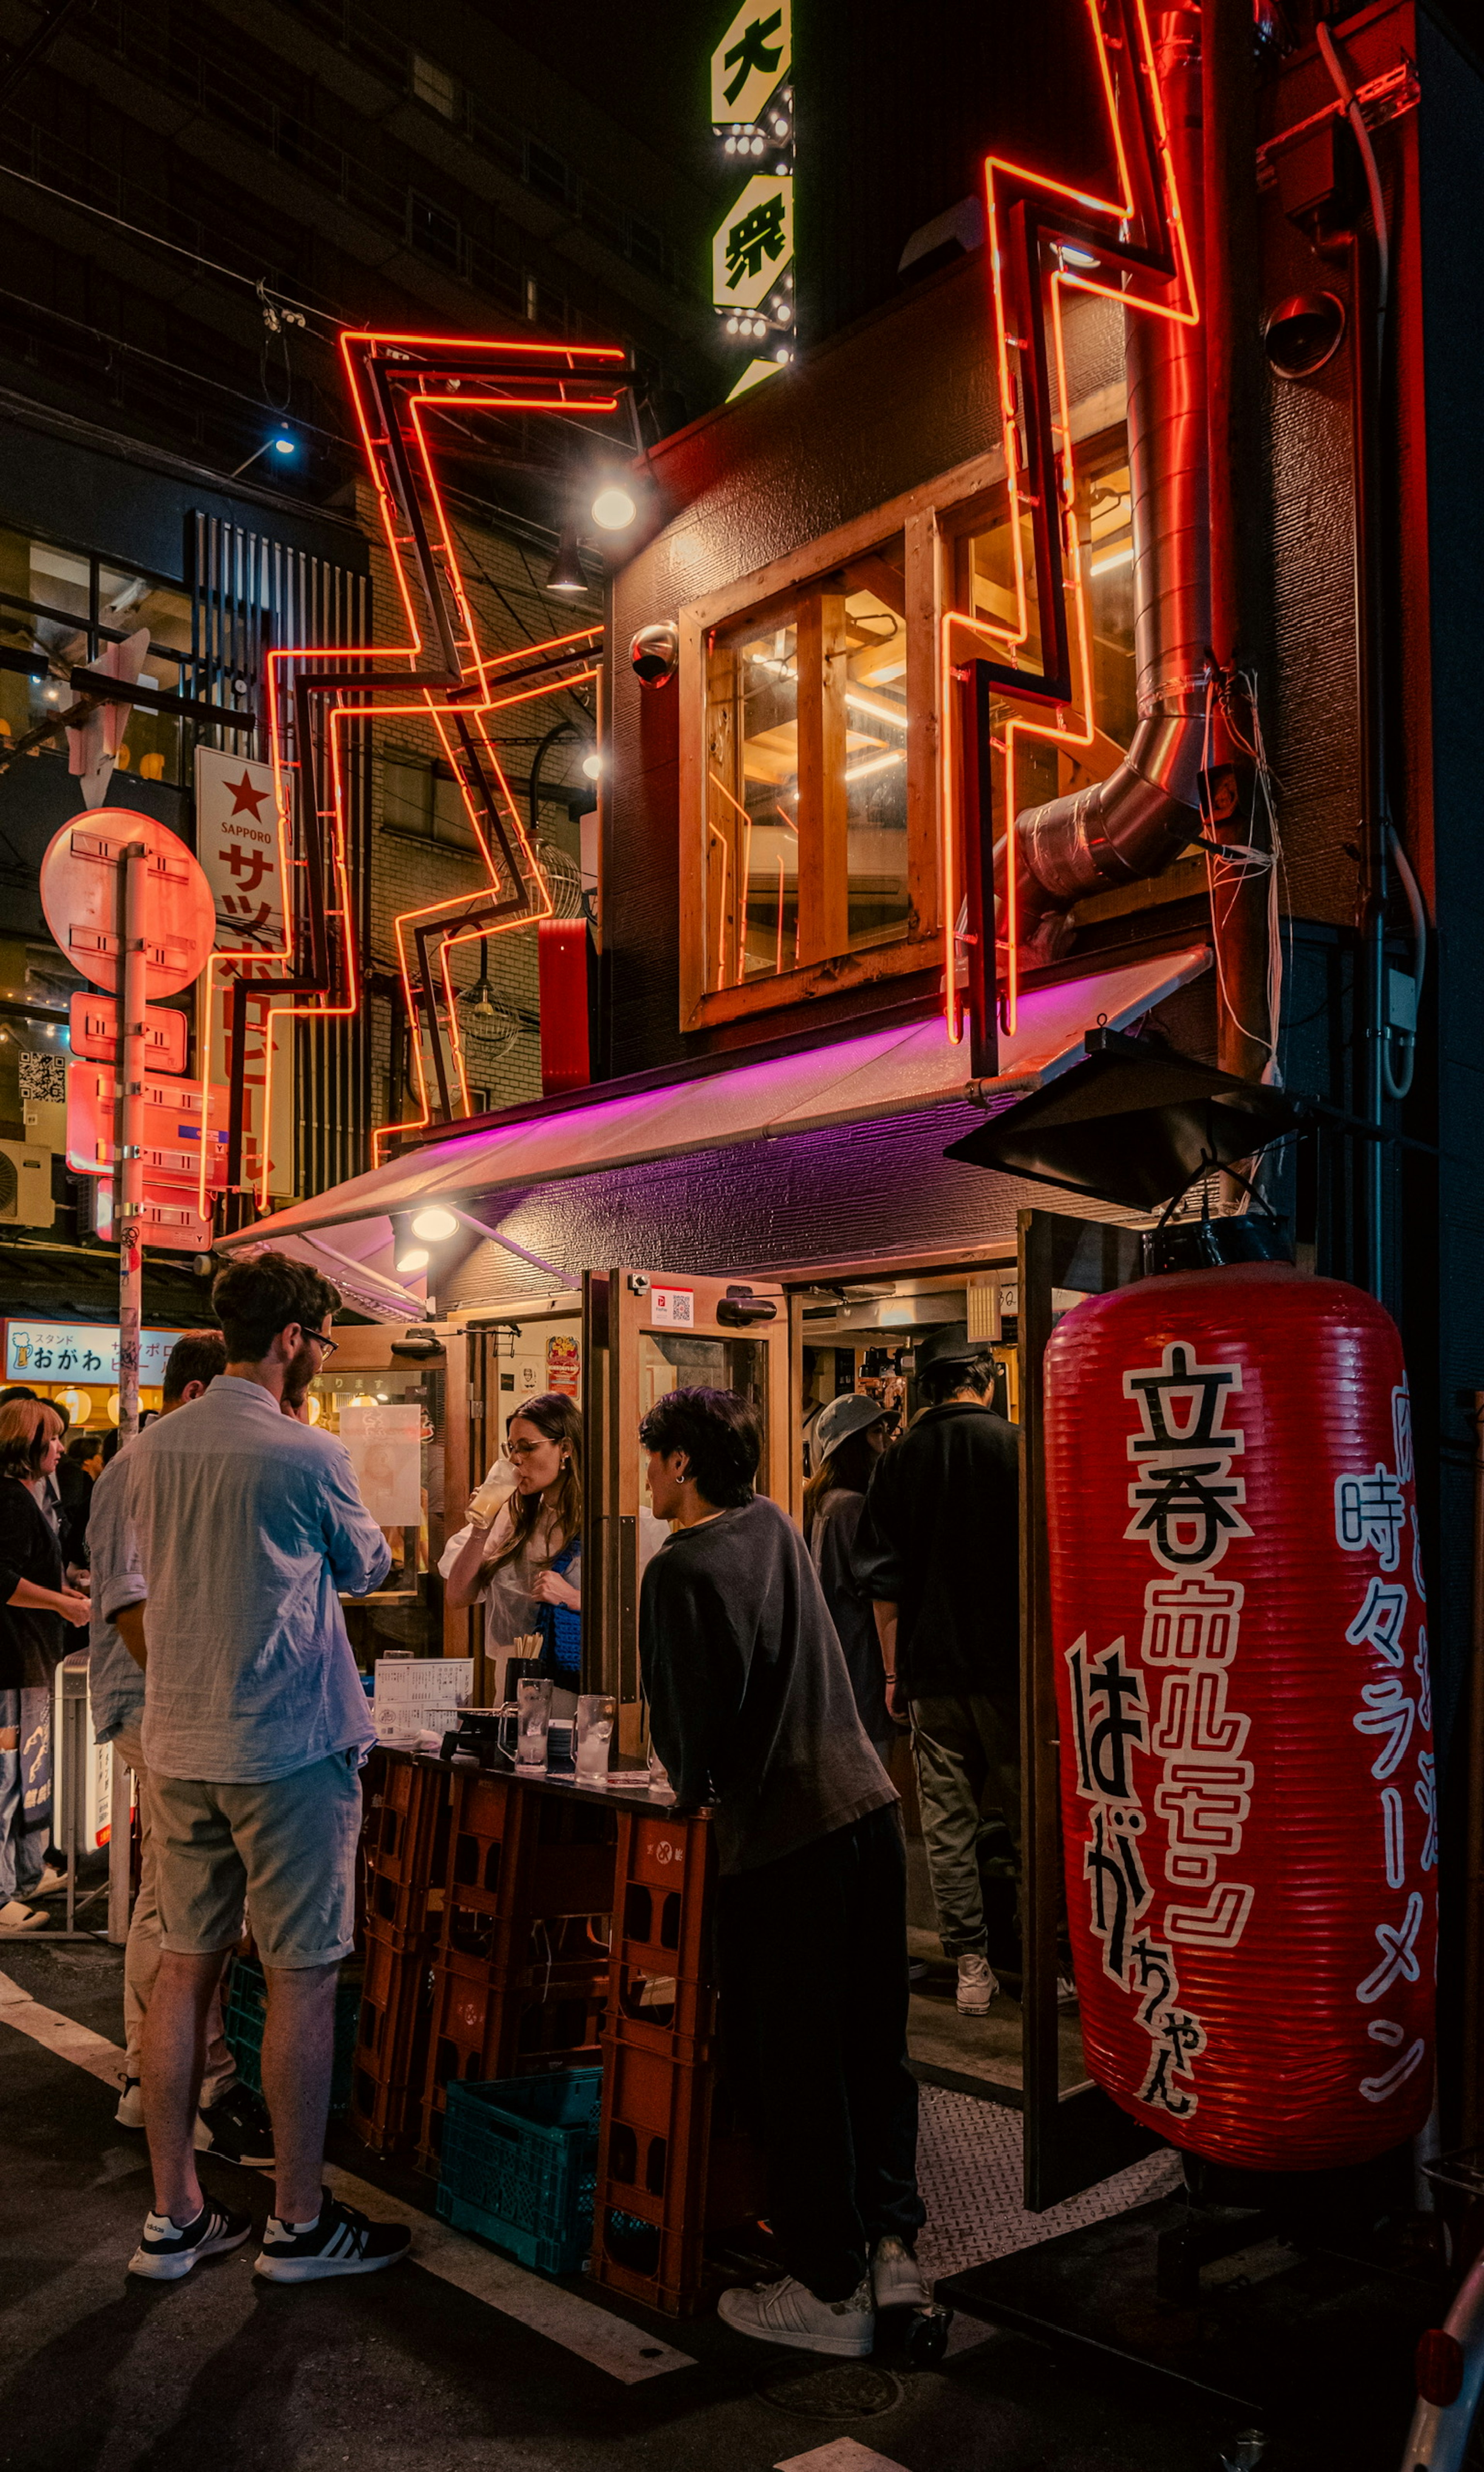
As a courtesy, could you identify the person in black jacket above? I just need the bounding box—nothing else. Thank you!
[856,1324,1021,2019]
[0,1399,90,1930]
[640,1386,926,2361]
[803,1391,893,1759]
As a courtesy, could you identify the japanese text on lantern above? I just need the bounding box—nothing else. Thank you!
[1065,1341,1257,2120]
[1336,1378,1435,2108]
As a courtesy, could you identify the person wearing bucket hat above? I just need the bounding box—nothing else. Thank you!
[803,1393,894,1760]
[854,1323,1021,2017]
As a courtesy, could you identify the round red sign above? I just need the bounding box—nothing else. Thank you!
[39,808,216,998]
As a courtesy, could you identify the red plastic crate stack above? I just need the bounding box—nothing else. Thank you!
[419,1770,619,2170]
[349,1752,448,2156]
[590,1806,766,2315]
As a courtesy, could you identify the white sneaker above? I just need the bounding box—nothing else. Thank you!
[956,1953,998,2014]
[116,2075,145,2130]
[718,2273,875,2357]
[870,2236,930,2311]
[1056,1974,1080,2007]
[0,1899,48,1932]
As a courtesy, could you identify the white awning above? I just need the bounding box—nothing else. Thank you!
[221,946,1210,1305]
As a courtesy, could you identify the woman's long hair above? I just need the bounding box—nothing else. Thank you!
[485,1393,582,1574]
[803,1423,882,1536]
[0,1399,62,1483]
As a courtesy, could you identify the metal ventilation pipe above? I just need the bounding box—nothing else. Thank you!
[1014,3,1211,954]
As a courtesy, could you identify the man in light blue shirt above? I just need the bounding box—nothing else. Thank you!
[88,1328,260,2155]
[115,1252,410,2287]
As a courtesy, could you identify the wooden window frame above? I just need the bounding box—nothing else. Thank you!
[679,452,993,1033]
[677,385,1126,1034]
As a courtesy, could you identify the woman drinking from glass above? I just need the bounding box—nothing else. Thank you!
[445,1393,582,1710]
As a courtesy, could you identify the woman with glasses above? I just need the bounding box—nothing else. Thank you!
[445,1394,583,1709]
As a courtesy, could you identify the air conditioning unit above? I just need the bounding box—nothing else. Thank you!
[0,1140,56,1228]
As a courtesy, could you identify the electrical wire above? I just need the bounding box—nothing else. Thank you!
[0,155,340,332]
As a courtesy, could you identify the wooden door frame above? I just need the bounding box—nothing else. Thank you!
[1018,1206,1164,2209]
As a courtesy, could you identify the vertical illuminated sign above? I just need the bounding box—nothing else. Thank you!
[709,2,795,398]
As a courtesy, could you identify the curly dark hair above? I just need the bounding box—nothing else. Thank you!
[162,1329,228,1403]
[211,1252,341,1362]
[638,1387,761,1509]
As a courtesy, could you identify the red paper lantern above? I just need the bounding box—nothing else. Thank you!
[1045,1259,1436,2170]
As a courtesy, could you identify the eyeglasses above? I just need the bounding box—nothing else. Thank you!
[506,1439,546,1459]
[305,1330,339,1360]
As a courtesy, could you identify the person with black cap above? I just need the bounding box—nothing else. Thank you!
[856,1323,1020,2017]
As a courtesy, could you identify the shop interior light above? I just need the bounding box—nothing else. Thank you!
[545,526,587,593]
[590,484,637,532]
[395,1243,430,1274]
[844,750,906,784]
[1089,543,1134,575]
[581,751,602,780]
[412,1204,460,1242]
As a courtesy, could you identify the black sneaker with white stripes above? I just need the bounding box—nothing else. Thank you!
[128,2198,253,2281]
[254,2189,411,2283]
[195,2081,276,2169]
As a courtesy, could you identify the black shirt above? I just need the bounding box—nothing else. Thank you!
[0,1478,64,1690]
[808,1486,891,1750]
[640,1493,896,1877]
[853,1401,1019,1700]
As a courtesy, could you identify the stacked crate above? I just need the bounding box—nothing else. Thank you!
[590,1804,766,2315]
[348,1751,448,2156]
[419,1768,618,2170]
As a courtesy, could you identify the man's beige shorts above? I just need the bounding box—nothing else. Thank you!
[149,1748,362,1969]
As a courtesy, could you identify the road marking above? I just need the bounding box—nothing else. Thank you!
[776,2445,910,2472]
[0,1967,692,2385]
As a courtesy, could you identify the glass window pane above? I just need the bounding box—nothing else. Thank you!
[837,544,909,951]
[705,604,799,991]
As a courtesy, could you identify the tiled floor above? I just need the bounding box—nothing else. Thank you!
[914,2082,1182,2281]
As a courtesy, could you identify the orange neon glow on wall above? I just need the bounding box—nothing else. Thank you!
[206,330,628,1203]
[941,0,1199,1041]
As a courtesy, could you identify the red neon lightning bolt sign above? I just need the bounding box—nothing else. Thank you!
[211,331,630,1199]
[941,0,1200,1042]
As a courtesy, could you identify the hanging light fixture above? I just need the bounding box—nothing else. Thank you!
[544,526,587,594]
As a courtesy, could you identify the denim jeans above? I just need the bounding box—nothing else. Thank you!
[0,1686,48,1903]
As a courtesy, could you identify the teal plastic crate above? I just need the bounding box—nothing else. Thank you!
[436,2067,602,2277]
[223,1955,362,2116]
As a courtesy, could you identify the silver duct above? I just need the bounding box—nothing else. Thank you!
[1014,4,1212,955]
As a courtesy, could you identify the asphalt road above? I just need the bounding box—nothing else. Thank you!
[0,1936,1359,2472]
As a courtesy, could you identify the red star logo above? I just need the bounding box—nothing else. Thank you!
[225,769,270,821]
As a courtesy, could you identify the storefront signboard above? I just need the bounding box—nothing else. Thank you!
[195,749,286,955]
[710,0,790,123]
[4,1321,186,1384]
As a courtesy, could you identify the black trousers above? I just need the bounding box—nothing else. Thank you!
[716,1804,925,2302]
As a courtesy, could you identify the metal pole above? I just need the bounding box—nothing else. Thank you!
[117,840,148,1438]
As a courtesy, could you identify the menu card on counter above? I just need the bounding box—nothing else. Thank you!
[372,1656,474,1745]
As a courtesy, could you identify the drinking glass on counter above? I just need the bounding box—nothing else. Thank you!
[647,1741,675,1801]
[515,1676,552,1771]
[575,1692,617,1784]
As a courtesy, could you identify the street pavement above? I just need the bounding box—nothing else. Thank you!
[0,1938,1368,2472]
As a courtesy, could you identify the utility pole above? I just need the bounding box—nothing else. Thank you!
[116,840,148,1439]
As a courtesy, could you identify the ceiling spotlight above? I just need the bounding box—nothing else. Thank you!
[545,525,587,593]
[581,752,602,780]
[272,431,297,455]
[412,1205,461,1242]
[1060,245,1100,270]
[395,1244,430,1274]
[591,483,637,531]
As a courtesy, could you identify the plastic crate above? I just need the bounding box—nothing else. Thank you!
[436,2067,602,2276]
[223,1956,362,2116]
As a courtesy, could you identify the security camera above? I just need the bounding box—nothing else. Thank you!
[1263,291,1346,380]
[630,622,679,688]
